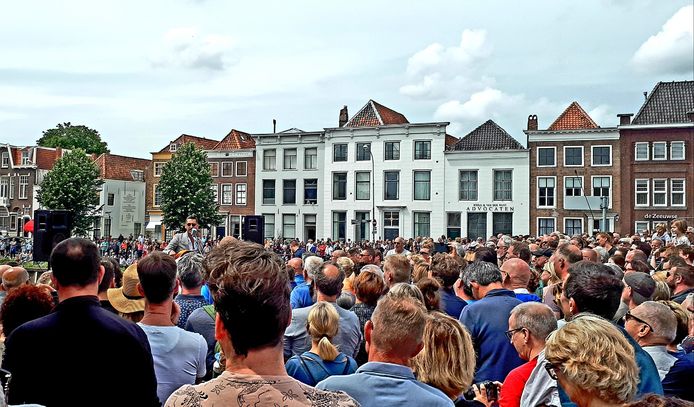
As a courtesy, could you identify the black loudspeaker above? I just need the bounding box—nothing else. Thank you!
[33,210,73,262]
[242,216,264,245]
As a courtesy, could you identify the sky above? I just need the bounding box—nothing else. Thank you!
[1,0,692,158]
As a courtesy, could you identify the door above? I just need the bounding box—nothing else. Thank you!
[355,211,370,241]
[467,213,487,241]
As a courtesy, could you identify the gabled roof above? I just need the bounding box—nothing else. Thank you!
[213,129,255,150]
[94,154,150,181]
[449,120,524,151]
[279,128,305,133]
[632,81,694,125]
[343,100,409,128]
[445,134,459,148]
[156,134,219,153]
[547,102,599,131]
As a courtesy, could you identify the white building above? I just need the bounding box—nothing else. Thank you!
[444,120,530,239]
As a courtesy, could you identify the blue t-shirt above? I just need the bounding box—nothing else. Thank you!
[290,282,314,309]
[286,351,357,386]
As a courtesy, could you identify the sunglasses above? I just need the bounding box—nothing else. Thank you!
[544,361,559,380]
[623,311,654,332]
[186,223,198,227]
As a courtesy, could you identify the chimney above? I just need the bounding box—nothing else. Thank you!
[527,115,538,131]
[273,119,276,133]
[339,105,349,127]
[643,91,648,101]
[617,113,633,126]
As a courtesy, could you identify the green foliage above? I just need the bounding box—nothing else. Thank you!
[159,142,222,231]
[37,122,109,155]
[37,149,104,236]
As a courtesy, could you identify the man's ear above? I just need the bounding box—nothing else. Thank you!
[97,265,105,286]
[410,340,424,359]
[568,297,577,316]
[215,313,227,342]
[364,320,373,353]
[137,282,145,297]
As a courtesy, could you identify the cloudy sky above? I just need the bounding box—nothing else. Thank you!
[1,0,692,158]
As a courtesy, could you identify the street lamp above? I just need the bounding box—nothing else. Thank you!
[363,144,377,243]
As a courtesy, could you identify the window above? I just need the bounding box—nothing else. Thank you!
[333,144,348,162]
[565,177,582,197]
[169,143,177,152]
[236,161,247,177]
[653,179,666,206]
[209,162,219,177]
[283,180,296,204]
[0,177,7,198]
[493,170,512,201]
[235,183,247,205]
[538,218,556,235]
[154,162,165,177]
[447,212,461,238]
[221,184,233,205]
[21,150,30,165]
[355,172,370,200]
[413,171,431,200]
[383,211,400,240]
[671,141,685,160]
[564,219,583,235]
[537,177,555,207]
[537,147,556,167]
[283,214,296,239]
[414,141,431,160]
[304,148,317,169]
[333,173,347,200]
[221,162,233,177]
[211,185,218,203]
[384,171,399,200]
[671,179,685,206]
[635,143,649,161]
[564,146,583,166]
[652,142,666,160]
[1,152,8,168]
[263,214,275,239]
[333,212,346,240]
[153,184,161,207]
[8,177,13,199]
[459,170,478,201]
[634,221,650,235]
[384,142,400,160]
[263,149,276,170]
[493,213,513,236]
[19,175,28,199]
[356,143,371,161]
[635,179,649,206]
[283,149,297,170]
[304,179,318,204]
[413,212,430,237]
[262,180,275,205]
[107,193,115,206]
[592,177,610,204]
[130,170,144,181]
[591,146,611,166]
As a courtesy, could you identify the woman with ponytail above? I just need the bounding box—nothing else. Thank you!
[286,301,358,386]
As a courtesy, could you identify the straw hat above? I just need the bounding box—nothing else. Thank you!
[107,263,145,314]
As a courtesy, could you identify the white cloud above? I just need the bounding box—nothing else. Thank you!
[151,27,237,71]
[588,104,614,127]
[434,88,520,122]
[631,5,694,74]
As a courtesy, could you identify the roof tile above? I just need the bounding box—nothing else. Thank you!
[448,120,524,151]
[213,129,255,150]
[547,102,599,131]
[632,80,694,125]
[94,154,150,181]
[157,134,219,153]
[343,100,409,128]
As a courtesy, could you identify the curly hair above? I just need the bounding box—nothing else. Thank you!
[545,314,638,404]
[0,284,55,337]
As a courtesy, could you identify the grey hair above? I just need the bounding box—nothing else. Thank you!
[637,301,677,344]
[510,302,558,341]
[304,255,324,279]
[177,253,205,289]
[360,264,384,279]
[466,261,502,286]
[498,235,513,247]
[387,283,425,307]
[593,246,609,263]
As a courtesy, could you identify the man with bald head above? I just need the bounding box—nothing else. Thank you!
[0,264,13,307]
[542,243,582,317]
[502,258,541,303]
[287,257,304,290]
[581,248,599,262]
[330,249,345,263]
[0,266,30,310]
[624,301,678,380]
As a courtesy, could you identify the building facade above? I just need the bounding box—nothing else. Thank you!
[444,120,529,239]
[526,102,621,236]
[619,81,694,235]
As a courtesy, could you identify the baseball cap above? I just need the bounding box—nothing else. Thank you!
[623,272,656,305]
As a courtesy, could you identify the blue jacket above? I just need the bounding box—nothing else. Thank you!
[439,287,467,318]
[290,282,314,309]
[663,350,694,401]
[286,351,357,387]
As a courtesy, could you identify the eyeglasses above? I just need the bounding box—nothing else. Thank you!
[624,311,654,332]
[544,361,559,380]
[186,223,198,227]
[504,327,525,341]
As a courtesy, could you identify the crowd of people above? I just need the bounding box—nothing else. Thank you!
[0,214,691,406]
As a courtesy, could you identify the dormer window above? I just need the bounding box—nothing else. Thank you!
[169,143,178,152]
[21,150,30,165]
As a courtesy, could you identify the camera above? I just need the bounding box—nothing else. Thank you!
[480,380,499,401]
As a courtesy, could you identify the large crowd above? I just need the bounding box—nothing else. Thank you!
[0,215,691,407]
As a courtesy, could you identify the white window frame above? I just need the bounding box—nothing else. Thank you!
[590,145,612,167]
[153,184,161,207]
[670,141,685,160]
[537,217,556,235]
[635,179,649,207]
[304,147,318,170]
[221,162,234,177]
[563,146,584,167]
[210,184,218,204]
[537,176,556,208]
[263,149,276,171]
[414,140,432,160]
[536,147,556,168]
[652,142,667,160]
[21,150,30,165]
[563,217,584,236]
[634,142,649,161]
[563,176,584,199]
[652,178,667,207]
[9,176,14,199]
[169,143,177,152]
[493,169,513,201]
[282,214,296,240]
[263,214,275,239]
[221,184,233,205]
[18,175,29,199]
[591,175,612,208]
[1,152,8,168]
[153,162,165,177]
[413,170,431,201]
[284,148,297,170]
[209,162,219,177]
[235,183,247,205]
[671,179,685,207]
[235,161,247,177]
[634,221,650,235]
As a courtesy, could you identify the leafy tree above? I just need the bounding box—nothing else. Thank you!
[159,142,222,231]
[37,122,109,155]
[37,149,104,236]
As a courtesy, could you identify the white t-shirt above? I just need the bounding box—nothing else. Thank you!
[138,323,207,404]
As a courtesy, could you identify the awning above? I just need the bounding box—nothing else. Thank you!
[23,220,34,233]
[145,220,161,230]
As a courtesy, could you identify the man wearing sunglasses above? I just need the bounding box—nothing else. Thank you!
[165,215,202,255]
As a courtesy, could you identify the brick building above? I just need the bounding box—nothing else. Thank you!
[618,80,694,235]
[525,102,621,236]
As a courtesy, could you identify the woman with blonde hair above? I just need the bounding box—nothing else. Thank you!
[544,314,639,407]
[671,220,691,247]
[412,261,430,284]
[285,301,357,386]
[652,223,672,245]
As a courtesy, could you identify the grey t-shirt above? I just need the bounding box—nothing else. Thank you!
[184,307,216,377]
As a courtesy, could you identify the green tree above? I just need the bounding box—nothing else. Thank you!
[159,142,221,231]
[37,149,104,236]
[37,122,109,155]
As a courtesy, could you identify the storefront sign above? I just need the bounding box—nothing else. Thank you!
[465,203,514,212]
[643,214,678,220]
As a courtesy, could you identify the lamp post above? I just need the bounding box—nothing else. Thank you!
[363,145,377,243]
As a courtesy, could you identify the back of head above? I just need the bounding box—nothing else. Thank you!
[137,251,177,303]
[474,247,497,265]
[466,260,502,287]
[636,301,677,345]
[0,284,54,337]
[503,258,531,289]
[304,255,324,280]
[314,262,344,297]
[387,283,425,307]
[370,294,428,358]
[557,242,583,264]
[307,301,340,361]
[176,252,205,290]
[50,238,100,287]
[564,261,624,320]
[2,267,30,291]
[354,270,386,306]
[510,302,557,342]
[98,259,116,294]
[673,264,694,287]
[415,277,441,312]
[384,255,411,284]
[511,241,532,263]
[430,254,463,288]
[206,240,289,357]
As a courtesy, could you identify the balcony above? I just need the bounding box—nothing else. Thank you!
[564,196,603,211]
